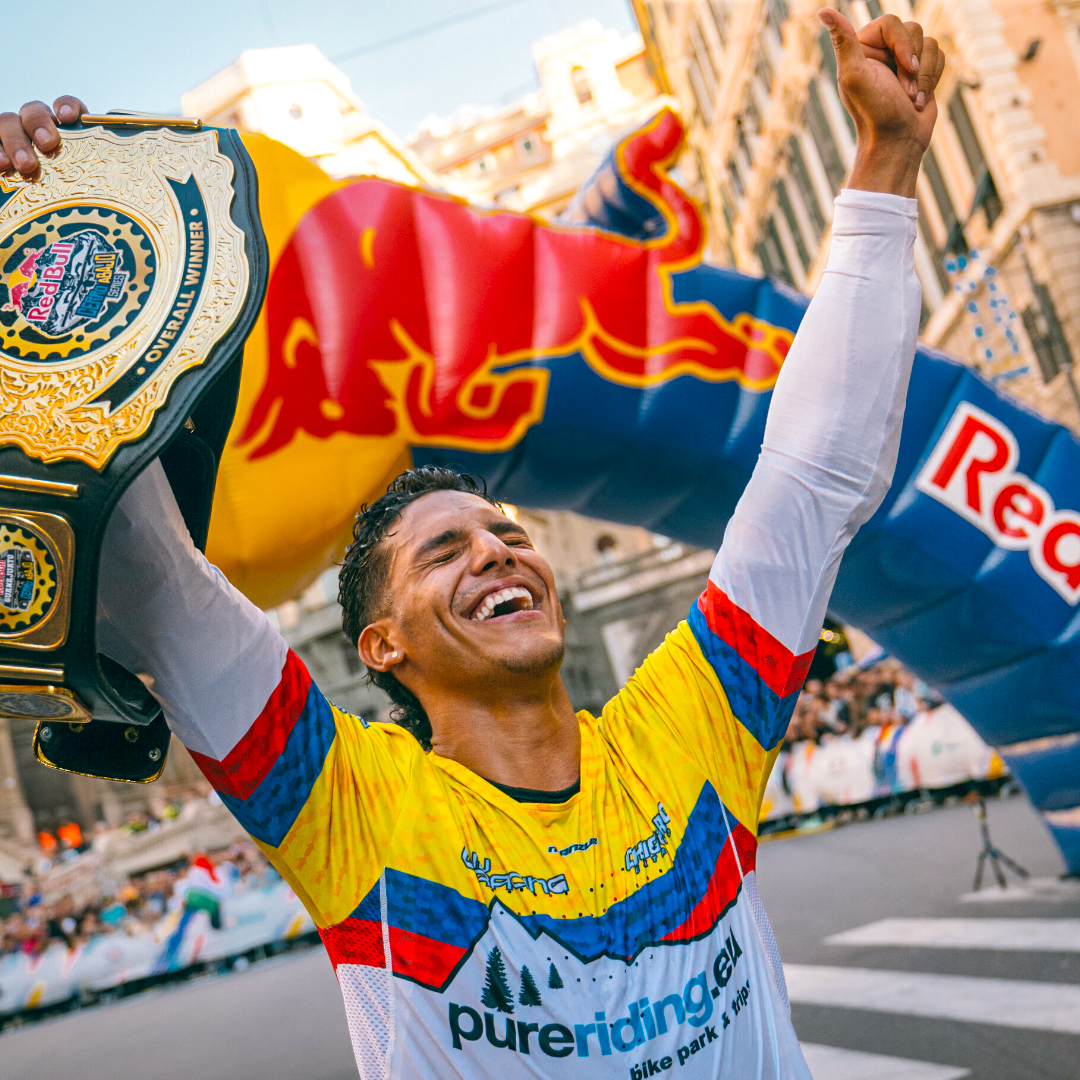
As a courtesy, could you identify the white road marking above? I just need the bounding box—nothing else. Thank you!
[800,1042,970,1080]
[784,964,1080,1034]
[825,917,1080,952]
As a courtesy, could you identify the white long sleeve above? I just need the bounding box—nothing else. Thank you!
[96,460,287,759]
[711,189,920,656]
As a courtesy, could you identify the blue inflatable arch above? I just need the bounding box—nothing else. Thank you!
[415,147,1080,875]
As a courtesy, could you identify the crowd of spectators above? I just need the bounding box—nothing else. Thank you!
[785,656,942,747]
[0,836,277,959]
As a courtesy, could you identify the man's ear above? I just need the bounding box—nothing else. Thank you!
[358,620,406,673]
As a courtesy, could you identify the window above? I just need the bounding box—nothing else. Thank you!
[687,20,717,122]
[707,0,729,46]
[727,157,745,198]
[690,20,718,96]
[787,136,826,238]
[766,0,789,39]
[1022,283,1074,383]
[948,88,1002,227]
[522,138,534,154]
[805,82,846,193]
[755,50,774,96]
[775,181,810,271]
[758,217,795,284]
[917,200,952,293]
[687,56,714,123]
[571,66,593,105]
[736,120,753,166]
[743,89,763,135]
[922,147,964,252]
[719,182,737,232]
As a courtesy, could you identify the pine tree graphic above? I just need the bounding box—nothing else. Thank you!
[547,962,564,989]
[519,965,542,1006]
[480,947,515,1014]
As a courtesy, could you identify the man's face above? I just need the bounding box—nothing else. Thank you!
[368,490,566,696]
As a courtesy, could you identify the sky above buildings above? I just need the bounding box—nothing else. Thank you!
[2,0,636,140]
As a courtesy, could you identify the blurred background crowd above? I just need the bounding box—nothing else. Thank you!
[0,799,276,959]
[765,653,1002,823]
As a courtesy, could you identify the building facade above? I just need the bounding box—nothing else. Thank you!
[0,717,210,847]
[181,44,438,185]
[635,0,1080,431]
[408,19,672,216]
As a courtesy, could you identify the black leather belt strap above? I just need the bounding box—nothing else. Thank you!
[0,115,267,781]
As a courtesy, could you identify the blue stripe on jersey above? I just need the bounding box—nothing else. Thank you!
[687,602,799,750]
[218,683,337,848]
[384,867,490,948]
[349,882,383,924]
[379,782,741,962]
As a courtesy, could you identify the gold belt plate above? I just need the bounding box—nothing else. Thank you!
[0,124,250,468]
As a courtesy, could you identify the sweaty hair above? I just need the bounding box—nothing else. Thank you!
[338,466,499,750]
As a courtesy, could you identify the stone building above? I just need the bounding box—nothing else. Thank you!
[181,44,438,185]
[0,716,210,846]
[408,19,672,216]
[634,0,1080,430]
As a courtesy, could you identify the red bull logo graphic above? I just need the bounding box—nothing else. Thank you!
[3,231,129,338]
[238,110,793,460]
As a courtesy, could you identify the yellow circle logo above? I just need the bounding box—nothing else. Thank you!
[0,523,58,635]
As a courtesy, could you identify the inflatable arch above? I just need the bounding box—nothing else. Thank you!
[207,109,1080,874]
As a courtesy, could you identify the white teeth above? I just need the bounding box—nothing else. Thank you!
[471,586,534,621]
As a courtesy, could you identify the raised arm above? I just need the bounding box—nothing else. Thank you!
[692,11,944,746]
[95,459,288,762]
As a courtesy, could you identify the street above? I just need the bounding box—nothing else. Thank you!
[1,793,1074,1080]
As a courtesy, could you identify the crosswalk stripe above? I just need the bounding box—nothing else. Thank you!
[825,917,1080,952]
[784,964,1080,1034]
[799,1042,970,1080]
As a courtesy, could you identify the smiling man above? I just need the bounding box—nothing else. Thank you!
[5,9,944,1078]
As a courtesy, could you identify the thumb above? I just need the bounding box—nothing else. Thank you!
[818,8,862,72]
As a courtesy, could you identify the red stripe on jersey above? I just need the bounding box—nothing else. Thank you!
[660,823,757,944]
[389,926,468,987]
[188,650,312,799]
[320,917,385,970]
[697,580,815,698]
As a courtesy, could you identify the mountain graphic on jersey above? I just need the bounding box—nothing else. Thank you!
[391,899,781,1077]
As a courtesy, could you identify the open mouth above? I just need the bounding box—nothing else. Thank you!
[471,586,535,622]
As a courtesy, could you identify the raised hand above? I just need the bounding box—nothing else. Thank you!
[0,96,88,175]
[819,8,945,197]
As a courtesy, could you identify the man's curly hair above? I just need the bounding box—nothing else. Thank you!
[338,466,498,750]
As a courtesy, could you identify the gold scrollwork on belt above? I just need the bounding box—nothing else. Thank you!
[0,125,250,468]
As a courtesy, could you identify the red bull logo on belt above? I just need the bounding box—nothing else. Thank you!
[238,110,793,460]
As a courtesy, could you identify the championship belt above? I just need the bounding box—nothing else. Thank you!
[0,114,266,782]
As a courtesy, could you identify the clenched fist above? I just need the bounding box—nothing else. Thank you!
[819,8,946,197]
